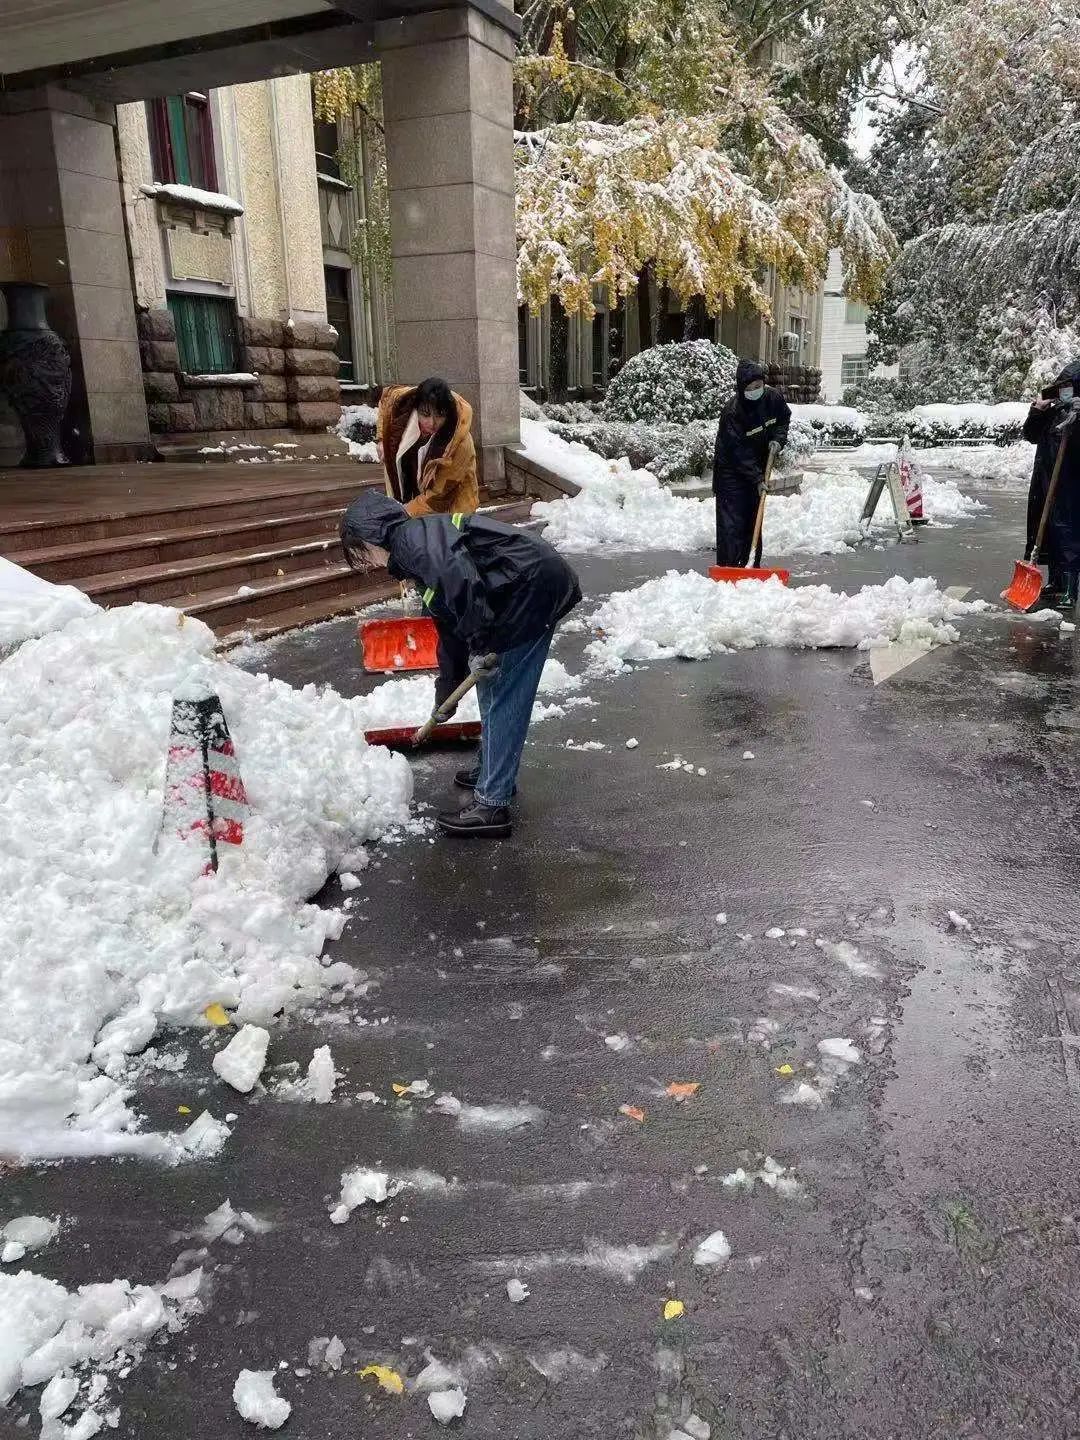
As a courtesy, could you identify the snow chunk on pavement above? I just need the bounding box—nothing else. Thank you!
[428,1387,467,1423]
[457,1102,544,1132]
[3,1215,59,1254]
[0,601,411,1156]
[304,1045,337,1102]
[212,1025,269,1093]
[233,1369,291,1429]
[507,1278,530,1303]
[330,1166,401,1223]
[586,572,984,672]
[40,1371,79,1420]
[818,1038,861,1066]
[692,1230,731,1265]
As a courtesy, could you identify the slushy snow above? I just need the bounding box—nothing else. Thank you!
[428,1387,468,1423]
[232,1369,291,1429]
[0,602,411,1157]
[586,573,985,671]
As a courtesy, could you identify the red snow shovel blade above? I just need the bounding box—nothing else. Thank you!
[359,616,440,673]
[1001,560,1044,612]
[364,720,481,748]
[708,565,790,585]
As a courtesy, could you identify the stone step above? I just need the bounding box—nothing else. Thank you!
[218,581,400,647]
[0,473,377,553]
[17,506,347,582]
[183,563,367,629]
[78,537,347,607]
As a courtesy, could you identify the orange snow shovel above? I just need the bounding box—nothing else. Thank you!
[1002,417,1074,611]
[709,441,790,586]
[359,614,440,673]
[364,654,496,749]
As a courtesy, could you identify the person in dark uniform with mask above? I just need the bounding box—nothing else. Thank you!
[712,360,791,567]
[1023,359,1080,609]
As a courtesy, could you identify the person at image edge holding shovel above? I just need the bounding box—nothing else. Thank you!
[1023,359,1080,609]
[341,491,582,839]
[713,360,791,566]
[377,377,479,517]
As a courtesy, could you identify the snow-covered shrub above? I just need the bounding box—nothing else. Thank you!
[892,404,1027,447]
[842,375,920,417]
[520,391,544,420]
[541,399,603,423]
[336,404,377,444]
[546,419,714,483]
[603,340,739,424]
[789,405,867,447]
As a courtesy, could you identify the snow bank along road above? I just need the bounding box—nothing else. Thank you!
[3,491,1079,1436]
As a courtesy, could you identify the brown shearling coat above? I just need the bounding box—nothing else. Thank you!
[376,384,479,518]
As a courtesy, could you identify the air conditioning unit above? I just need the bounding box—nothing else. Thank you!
[779,331,801,355]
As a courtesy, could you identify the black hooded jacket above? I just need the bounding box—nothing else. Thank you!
[341,491,582,703]
[1023,359,1080,573]
[712,360,791,493]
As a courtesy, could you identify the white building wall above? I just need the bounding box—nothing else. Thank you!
[819,249,897,401]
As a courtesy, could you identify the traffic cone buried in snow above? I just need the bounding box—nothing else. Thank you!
[161,691,249,874]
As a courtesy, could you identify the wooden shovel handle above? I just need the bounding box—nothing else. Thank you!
[1031,420,1073,562]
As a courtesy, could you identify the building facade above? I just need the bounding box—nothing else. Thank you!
[819,248,897,402]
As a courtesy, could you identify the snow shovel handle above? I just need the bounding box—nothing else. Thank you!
[1029,418,1074,563]
[411,653,498,746]
[750,443,780,568]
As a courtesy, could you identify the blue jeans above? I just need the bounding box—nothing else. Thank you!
[473,628,554,807]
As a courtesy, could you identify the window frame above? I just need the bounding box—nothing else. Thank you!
[840,353,869,387]
[167,291,240,376]
[148,93,217,191]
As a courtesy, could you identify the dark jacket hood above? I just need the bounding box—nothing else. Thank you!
[340,490,411,553]
[1054,359,1080,388]
[736,360,766,393]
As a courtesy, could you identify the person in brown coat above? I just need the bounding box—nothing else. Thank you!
[376,377,479,518]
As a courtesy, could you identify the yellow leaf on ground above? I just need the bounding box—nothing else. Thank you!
[775,1063,794,1076]
[357,1365,404,1395]
[204,1003,230,1027]
[663,1300,685,1320]
[177,1105,191,1115]
[665,1081,700,1099]
[619,1104,646,1122]
[391,1083,410,1096]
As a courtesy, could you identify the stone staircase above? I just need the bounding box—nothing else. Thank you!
[0,467,396,642]
[1,464,541,644]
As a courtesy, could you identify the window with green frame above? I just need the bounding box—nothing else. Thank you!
[148,94,217,190]
[167,292,239,375]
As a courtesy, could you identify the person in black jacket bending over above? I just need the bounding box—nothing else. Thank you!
[712,359,791,566]
[341,491,582,839]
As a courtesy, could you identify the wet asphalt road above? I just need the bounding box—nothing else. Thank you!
[6,485,1080,1440]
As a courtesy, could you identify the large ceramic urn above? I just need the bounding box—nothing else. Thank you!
[0,281,71,467]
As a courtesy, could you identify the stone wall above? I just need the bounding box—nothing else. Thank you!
[138,308,341,435]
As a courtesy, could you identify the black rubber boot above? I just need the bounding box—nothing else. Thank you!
[454,764,516,796]
[437,802,513,838]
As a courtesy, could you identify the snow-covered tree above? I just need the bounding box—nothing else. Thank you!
[863,0,1080,399]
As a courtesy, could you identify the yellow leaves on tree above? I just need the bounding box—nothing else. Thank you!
[515,112,895,320]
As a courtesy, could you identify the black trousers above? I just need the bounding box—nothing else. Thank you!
[714,480,758,567]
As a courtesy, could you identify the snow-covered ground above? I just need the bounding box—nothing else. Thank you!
[523,420,981,555]
[586,573,986,672]
[0,601,412,1160]
[850,441,1031,490]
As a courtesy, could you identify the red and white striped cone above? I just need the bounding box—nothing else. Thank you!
[898,442,927,525]
[162,692,249,874]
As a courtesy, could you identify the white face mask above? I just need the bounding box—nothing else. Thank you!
[744,384,765,402]
[1060,384,1075,403]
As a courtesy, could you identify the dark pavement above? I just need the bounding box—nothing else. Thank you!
[6,485,1080,1440]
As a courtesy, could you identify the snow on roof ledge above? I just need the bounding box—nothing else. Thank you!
[141,182,244,217]
[183,372,259,387]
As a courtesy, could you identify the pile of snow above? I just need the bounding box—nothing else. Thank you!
[586,572,985,671]
[852,441,1031,490]
[527,423,980,555]
[0,556,96,652]
[335,403,380,462]
[0,603,411,1157]
[0,1264,204,1415]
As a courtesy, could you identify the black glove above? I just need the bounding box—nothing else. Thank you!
[469,653,499,677]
